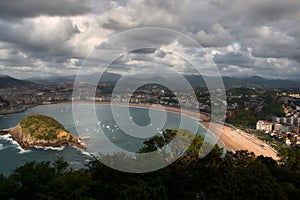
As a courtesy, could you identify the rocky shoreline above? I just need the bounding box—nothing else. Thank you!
[0,125,86,150]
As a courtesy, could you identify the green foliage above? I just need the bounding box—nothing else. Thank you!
[227,109,258,127]
[0,130,300,199]
[19,114,69,141]
[226,91,286,129]
[139,129,204,157]
[0,96,9,107]
[139,129,181,153]
[227,88,257,96]
[0,174,14,199]
[263,102,285,117]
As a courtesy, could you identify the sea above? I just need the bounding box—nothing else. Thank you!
[0,103,220,176]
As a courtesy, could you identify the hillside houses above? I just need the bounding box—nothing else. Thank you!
[256,116,300,146]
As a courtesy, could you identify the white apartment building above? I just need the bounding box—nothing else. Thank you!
[256,120,273,132]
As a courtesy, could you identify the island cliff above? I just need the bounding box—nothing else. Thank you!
[0,114,85,149]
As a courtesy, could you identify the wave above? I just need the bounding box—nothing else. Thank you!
[0,134,65,152]
[0,134,31,154]
[71,145,92,157]
[1,134,91,156]
[70,161,82,165]
[11,139,31,154]
[0,134,12,141]
[81,151,92,157]
[33,146,65,151]
[18,148,31,154]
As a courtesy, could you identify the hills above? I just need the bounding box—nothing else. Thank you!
[113,74,300,89]
[184,75,300,89]
[0,75,35,89]
[243,76,300,88]
[19,114,70,141]
[1,74,300,89]
[27,72,121,84]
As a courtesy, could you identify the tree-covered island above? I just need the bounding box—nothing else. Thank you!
[0,114,85,149]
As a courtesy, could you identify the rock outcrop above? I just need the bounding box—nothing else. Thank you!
[0,114,85,150]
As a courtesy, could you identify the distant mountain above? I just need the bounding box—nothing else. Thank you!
[114,75,187,90]
[242,76,300,88]
[74,72,121,83]
[183,75,248,88]
[184,75,300,89]
[22,73,300,89]
[27,72,121,84]
[0,75,36,89]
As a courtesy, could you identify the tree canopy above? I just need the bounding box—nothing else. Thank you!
[0,130,299,200]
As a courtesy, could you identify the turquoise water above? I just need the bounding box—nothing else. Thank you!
[0,103,208,175]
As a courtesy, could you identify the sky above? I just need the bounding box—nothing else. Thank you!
[0,0,299,79]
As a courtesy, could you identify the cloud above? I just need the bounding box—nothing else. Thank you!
[214,52,254,67]
[0,0,91,18]
[0,0,299,79]
[0,17,80,52]
[241,26,300,60]
[196,24,234,47]
[0,16,83,72]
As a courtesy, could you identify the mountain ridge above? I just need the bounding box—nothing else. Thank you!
[0,74,36,89]
[1,74,300,89]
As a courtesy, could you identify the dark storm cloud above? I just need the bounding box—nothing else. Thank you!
[0,50,35,67]
[251,46,300,60]
[240,25,300,62]
[0,0,300,79]
[249,0,300,23]
[214,52,254,67]
[129,48,156,54]
[101,18,134,31]
[0,18,80,59]
[0,0,91,18]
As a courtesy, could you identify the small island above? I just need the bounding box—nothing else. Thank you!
[0,114,85,150]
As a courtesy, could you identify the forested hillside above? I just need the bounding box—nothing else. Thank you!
[0,130,299,200]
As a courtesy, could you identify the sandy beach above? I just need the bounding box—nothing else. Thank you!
[63,101,280,160]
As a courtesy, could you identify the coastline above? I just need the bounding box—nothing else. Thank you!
[0,131,93,157]
[0,124,86,150]
[0,105,37,115]
[67,101,280,160]
[1,101,280,160]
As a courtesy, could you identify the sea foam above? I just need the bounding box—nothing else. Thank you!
[72,145,92,157]
[0,134,31,154]
[33,146,65,151]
